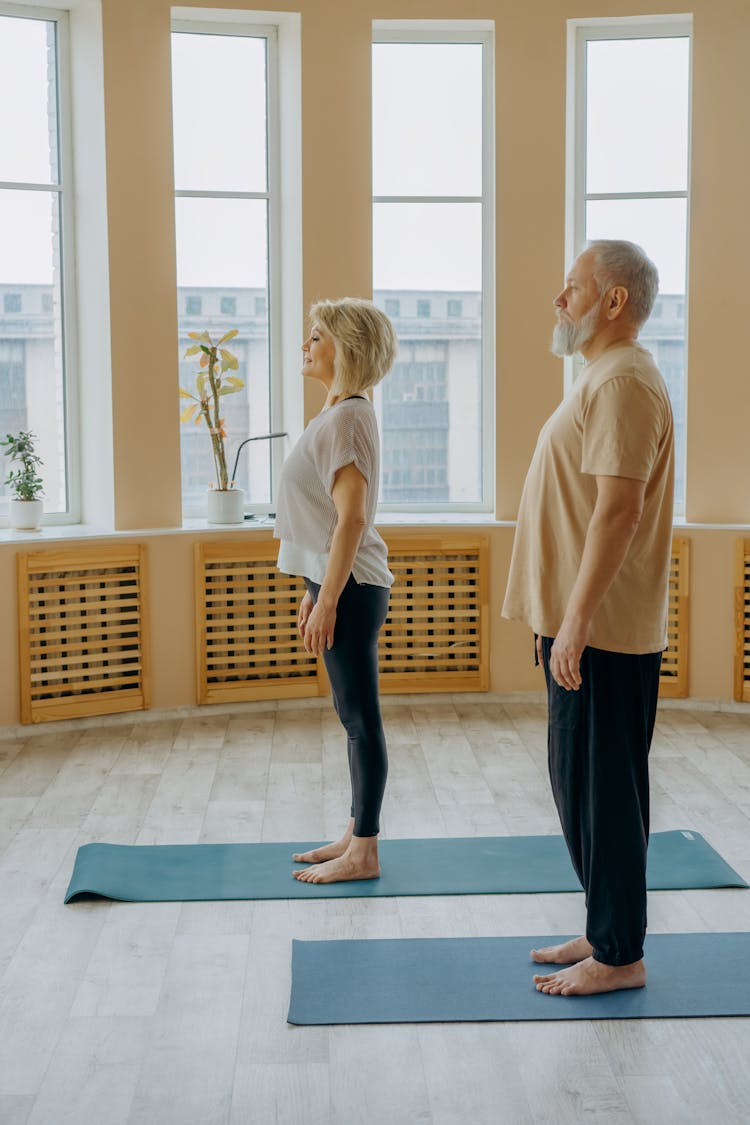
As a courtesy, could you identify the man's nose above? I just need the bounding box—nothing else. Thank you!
[553,291,566,309]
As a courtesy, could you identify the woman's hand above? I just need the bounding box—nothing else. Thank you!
[297,591,314,637]
[302,597,336,655]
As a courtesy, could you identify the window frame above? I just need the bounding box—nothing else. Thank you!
[372,22,495,515]
[567,15,692,517]
[0,2,80,525]
[171,15,285,519]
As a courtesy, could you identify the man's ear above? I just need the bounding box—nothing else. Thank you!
[605,285,629,321]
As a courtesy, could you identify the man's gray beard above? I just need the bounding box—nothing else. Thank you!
[550,298,602,357]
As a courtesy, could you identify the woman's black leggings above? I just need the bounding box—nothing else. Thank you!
[304,574,390,837]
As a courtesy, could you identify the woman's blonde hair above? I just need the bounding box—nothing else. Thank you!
[309,297,398,396]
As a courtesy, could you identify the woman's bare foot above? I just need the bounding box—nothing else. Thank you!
[292,819,354,864]
[293,835,380,884]
[530,935,593,965]
[533,956,646,996]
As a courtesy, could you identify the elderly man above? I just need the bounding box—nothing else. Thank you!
[503,240,674,996]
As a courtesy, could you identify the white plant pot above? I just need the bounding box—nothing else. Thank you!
[9,498,43,530]
[206,487,245,524]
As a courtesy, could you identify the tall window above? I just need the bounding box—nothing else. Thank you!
[0,9,75,520]
[572,19,692,515]
[372,26,494,510]
[171,23,278,514]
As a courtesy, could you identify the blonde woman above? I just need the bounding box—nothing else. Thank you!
[274,298,397,884]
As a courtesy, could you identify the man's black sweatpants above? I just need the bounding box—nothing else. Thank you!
[540,637,662,966]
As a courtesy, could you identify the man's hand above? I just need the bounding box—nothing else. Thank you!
[549,618,590,691]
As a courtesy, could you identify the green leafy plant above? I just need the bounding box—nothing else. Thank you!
[179,328,245,491]
[1,430,44,501]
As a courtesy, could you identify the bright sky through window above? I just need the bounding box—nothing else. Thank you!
[585,36,690,293]
[372,42,483,291]
[0,16,58,283]
[172,32,268,288]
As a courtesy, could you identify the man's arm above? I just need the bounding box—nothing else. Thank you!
[550,473,646,690]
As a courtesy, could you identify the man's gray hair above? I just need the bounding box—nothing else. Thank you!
[587,239,660,328]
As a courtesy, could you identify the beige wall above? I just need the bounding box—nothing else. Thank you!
[1,0,749,727]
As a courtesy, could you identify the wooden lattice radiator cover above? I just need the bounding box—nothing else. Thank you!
[195,540,321,705]
[659,536,690,699]
[379,532,489,694]
[195,532,489,705]
[17,544,149,724]
[734,539,750,703]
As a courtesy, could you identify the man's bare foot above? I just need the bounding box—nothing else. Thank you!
[533,955,646,996]
[292,819,354,864]
[530,935,593,965]
[293,836,379,884]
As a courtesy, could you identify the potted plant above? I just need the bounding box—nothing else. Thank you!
[1,429,45,530]
[179,328,246,523]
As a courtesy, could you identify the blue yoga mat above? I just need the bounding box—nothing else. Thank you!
[64,829,746,904]
[288,932,750,1024]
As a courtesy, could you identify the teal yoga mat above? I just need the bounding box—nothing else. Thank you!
[287,931,750,1024]
[64,829,746,904]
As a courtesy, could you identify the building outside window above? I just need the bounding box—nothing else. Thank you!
[372,25,494,510]
[172,22,278,514]
[0,9,76,520]
[0,339,27,436]
[571,18,691,515]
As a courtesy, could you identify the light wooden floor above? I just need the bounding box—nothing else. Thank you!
[2,695,750,1125]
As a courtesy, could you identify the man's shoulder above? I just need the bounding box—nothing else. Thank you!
[587,343,668,398]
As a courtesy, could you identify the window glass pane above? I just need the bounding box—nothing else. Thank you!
[175,196,268,291]
[0,190,66,515]
[0,16,59,184]
[373,202,483,504]
[373,43,482,197]
[374,201,481,290]
[586,197,687,293]
[586,37,689,194]
[175,197,271,507]
[172,32,267,193]
[586,196,687,512]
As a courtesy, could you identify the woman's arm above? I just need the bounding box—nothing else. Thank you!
[301,461,368,655]
[297,590,314,638]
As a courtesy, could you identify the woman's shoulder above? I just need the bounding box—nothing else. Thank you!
[336,394,374,412]
[311,397,377,458]
[319,396,375,429]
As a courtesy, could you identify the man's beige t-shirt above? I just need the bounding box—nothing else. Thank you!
[502,341,674,654]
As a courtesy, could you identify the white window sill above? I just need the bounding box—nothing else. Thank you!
[5,515,744,546]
